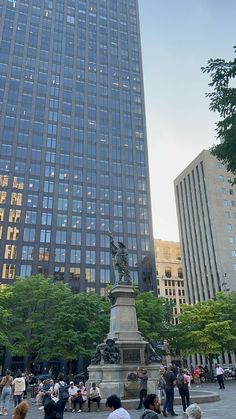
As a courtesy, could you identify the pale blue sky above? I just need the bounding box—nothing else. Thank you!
[139,0,236,241]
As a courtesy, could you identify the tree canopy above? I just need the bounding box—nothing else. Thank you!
[0,275,110,367]
[201,46,236,183]
[135,291,173,353]
[169,292,236,371]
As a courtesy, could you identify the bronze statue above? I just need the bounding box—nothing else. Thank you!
[107,231,132,283]
[144,342,160,364]
[103,339,121,364]
[91,339,120,365]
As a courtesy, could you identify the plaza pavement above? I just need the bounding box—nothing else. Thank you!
[7,381,236,419]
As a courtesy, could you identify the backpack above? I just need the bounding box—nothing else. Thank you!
[58,382,69,401]
[177,373,185,388]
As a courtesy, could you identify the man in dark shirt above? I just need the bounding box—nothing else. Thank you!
[136,368,148,409]
[162,366,178,417]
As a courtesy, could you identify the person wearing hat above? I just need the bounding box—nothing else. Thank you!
[68,381,78,412]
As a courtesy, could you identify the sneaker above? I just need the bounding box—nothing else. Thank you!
[3,414,8,416]
[162,411,167,417]
[0,412,3,415]
[78,410,82,413]
[72,410,75,413]
[38,406,44,411]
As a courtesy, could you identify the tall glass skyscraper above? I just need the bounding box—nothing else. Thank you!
[0,0,156,294]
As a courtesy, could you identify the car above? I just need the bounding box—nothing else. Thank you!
[223,367,235,378]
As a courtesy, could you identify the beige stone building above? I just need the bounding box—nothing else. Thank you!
[154,239,185,325]
[174,149,236,366]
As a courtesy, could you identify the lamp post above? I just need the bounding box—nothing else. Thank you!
[222,273,230,292]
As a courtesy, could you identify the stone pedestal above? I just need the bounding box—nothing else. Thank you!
[86,283,161,399]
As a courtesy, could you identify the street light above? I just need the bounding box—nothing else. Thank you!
[222,273,230,292]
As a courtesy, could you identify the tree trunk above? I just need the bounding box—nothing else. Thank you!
[68,359,73,374]
[208,355,214,381]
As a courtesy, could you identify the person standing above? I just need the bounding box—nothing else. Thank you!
[54,373,69,419]
[193,366,200,386]
[106,394,130,419]
[140,393,161,419]
[176,368,190,413]
[157,367,166,406]
[0,369,13,415]
[12,371,26,407]
[215,364,225,389]
[136,368,148,410]
[162,366,178,417]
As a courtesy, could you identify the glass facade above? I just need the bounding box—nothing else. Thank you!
[0,0,156,293]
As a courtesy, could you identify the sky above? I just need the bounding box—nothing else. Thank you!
[138,0,236,241]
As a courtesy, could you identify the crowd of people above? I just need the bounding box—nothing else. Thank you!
[0,363,228,418]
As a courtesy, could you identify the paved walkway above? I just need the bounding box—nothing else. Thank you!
[7,381,236,419]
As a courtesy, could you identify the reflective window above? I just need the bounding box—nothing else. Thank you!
[72,200,82,212]
[227,224,233,232]
[100,269,110,283]
[72,216,82,229]
[25,211,37,224]
[41,213,52,225]
[55,248,66,263]
[4,245,17,259]
[39,247,50,261]
[0,191,7,204]
[13,176,24,189]
[70,249,81,264]
[57,214,68,227]
[20,265,32,277]
[2,264,15,279]
[0,206,4,221]
[71,231,81,245]
[43,196,53,208]
[27,195,38,207]
[0,175,9,187]
[56,230,67,244]
[69,267,80,281]
[86,250,96,264]
[11,192,22,206]
[9,209,21,222]
[85,268,96,283]
[22,246,34,260]
[58,198,68,211]
[100,251,110,265]
[23,228,35,242]
[7,226,19,240]
[40,229,51,243]
[28,179,40,191]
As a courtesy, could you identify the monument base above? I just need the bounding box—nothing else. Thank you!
[87,363,160,399]
[86,283,161,399]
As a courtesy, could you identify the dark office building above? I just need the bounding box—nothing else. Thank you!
[0,0,156,294]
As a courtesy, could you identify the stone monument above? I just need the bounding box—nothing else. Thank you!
[86,234,161,399]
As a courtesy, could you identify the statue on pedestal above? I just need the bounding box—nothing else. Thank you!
[91,339,121,365]
[144,342,160,364]
[107,231,132,283]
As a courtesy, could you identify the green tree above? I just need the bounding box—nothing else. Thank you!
[201,46,236,183]
[0,275,110,369]
[135,291,173,354]
[170,292,236,375]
